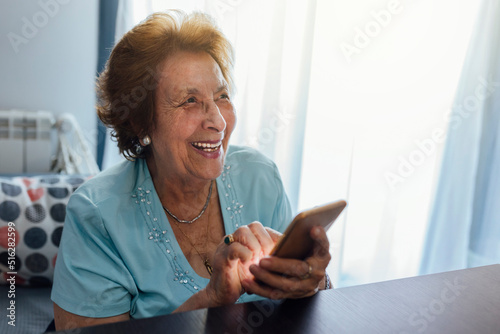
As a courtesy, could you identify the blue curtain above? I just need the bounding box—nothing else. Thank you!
[420,0,500,274]
[96,0,119,170]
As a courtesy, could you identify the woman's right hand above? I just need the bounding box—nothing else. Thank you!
[203,222,276,307]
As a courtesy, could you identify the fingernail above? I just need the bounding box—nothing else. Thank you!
[260,258,271,267]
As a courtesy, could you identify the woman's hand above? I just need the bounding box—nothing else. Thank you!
[203,222,276,307]
[241,226,331,299]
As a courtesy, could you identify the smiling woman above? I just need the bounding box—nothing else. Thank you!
[96,11,235,161]
[148,51,235,184]
[50,11,332,330]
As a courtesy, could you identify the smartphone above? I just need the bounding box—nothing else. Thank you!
[270,200,347,260]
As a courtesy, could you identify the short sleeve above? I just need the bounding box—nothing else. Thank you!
[270,163,293,234]
[51,192,136,318]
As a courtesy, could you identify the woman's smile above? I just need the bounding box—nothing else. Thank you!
[190,139,223,158]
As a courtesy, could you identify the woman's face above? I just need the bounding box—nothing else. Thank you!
[149,51,236,182]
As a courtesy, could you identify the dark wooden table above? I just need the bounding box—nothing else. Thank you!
[53,264,500,334]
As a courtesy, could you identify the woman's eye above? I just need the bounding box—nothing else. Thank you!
[219,94,230,100]
[186,97,196,103]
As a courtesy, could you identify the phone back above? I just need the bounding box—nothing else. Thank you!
[272,200,347,260]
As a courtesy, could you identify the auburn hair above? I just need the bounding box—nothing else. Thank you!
[97,11,234,159]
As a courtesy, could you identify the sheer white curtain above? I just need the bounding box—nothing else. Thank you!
[106,0,482,287]
[299,0,480,285]
[420,0,500,275]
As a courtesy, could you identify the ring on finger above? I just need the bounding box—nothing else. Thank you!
[224,234,235,245]
[300,262,313,280]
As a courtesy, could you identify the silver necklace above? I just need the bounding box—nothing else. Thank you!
[162,180,213,224]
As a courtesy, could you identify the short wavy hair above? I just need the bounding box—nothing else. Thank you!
[97,11,235,160]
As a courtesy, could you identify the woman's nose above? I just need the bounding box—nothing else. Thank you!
[203,100,227,133]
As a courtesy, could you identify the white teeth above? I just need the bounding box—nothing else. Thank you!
[192,142,221,151]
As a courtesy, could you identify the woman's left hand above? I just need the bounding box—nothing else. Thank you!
[241,225,331,299]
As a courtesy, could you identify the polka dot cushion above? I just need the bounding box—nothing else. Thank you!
[0,175,90,286]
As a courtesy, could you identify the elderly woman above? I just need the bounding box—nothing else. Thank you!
[51,11,331,329]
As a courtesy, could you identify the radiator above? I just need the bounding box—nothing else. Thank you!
[0,110,54,174]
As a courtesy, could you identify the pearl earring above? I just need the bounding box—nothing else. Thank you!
[142,135,151,146]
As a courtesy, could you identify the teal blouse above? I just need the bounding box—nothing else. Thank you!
[51,145,292,319]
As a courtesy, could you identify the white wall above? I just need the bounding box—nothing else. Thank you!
[0,0,99,157]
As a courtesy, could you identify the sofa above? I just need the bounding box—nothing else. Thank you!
[0,174,90,333]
